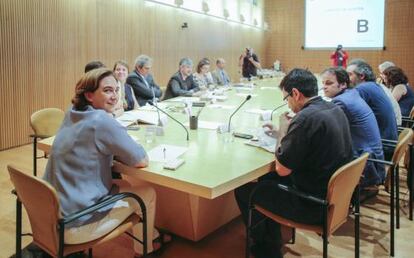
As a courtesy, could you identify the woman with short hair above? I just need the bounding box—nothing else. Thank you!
[382,66,414,116]
[43,68,164,257]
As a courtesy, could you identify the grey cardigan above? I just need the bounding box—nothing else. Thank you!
[43,106,147,220]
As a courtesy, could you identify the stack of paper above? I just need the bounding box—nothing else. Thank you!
[184,120,223,130]
[117,110,168,126]
[244,109,272,121]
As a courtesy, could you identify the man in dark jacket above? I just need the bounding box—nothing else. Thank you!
[126,55,162,106]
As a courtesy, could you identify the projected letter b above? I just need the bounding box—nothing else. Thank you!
[357,19,369,33]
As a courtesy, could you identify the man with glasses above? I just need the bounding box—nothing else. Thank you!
[127,55,163,106]
[163,57,201,100]
[235,68,353,258]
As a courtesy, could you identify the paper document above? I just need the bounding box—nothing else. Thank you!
[148,144,188,162]
[260,87,277,90]
[138,102,168,111]
[117,110,168,126]
[245,140,276,153]
[184,120,223,130]
[244,128,277,153]
[245,109,270,115]
[244,109,273,121]
[116,120,135,127]
[212,95,228,101]
[207,104,236,110]
[232,83,253,88]
[165,97,200,103]
[236,93,258,97]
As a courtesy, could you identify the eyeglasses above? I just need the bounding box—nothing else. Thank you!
[283,91,292,101]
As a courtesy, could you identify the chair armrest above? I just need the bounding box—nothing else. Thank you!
[382,138,398,145]
[62,192,146,225]
[367,157,394,166]
[401,118,414,129]
[383,143,397,148]
[29,134,51,139]
[276,184,328,206]
[249,180,327,207]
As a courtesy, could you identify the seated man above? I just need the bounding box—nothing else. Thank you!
[235,68,353,258]
[126,55,162,106]
[163,57,200,100]
[212,58,231,86]
[322,67,385,188]
[347,59,398,160]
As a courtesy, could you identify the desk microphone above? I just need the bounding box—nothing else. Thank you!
[270,103,287,121]
[150,86,163,127]
[228,95,251,132]
[148,101,189,141]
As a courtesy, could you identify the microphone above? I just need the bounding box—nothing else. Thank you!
[270,103,287,121]
[148,101,189,141]
[150,84,162,127]
[228,95,252,132]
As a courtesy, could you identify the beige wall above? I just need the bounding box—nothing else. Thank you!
[2,0,413,150]
[264,0,414,80]
[0,0,265,150]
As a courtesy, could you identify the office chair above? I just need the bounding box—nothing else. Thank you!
[398,109,414,221]
[30,108,64,176]
[371,128,413,256]
[8,165,148,258]
[246,153,369,258]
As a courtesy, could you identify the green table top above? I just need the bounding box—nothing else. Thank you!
[114,78,289,199]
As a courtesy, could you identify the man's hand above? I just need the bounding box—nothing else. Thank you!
[278,112,292,139]
[262,123,278,138]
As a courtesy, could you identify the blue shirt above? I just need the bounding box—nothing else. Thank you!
[355,81,398,141]
[43,106,147,219]
[333,89,386,186]
[398,84,414,117]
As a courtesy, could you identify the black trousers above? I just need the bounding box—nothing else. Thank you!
[235,172,323,258]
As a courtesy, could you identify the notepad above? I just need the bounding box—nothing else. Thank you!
[148,144,188,162]
[163,159,185,170]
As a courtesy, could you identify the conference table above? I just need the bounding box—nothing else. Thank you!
[38,77,289,241]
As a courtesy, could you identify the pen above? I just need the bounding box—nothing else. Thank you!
[163,147,166,160]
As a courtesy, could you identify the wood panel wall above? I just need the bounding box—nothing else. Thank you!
[264,0,414,81]
[0,0,265,150]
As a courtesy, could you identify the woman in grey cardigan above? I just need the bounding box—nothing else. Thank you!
[43,68,163,256]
